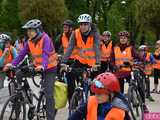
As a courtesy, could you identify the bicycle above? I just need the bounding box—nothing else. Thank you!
[126,61,146,120]
[0,65,46,120]
[68,66,98,117]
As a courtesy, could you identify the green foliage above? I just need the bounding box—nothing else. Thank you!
[0,0,21,34]
[19,0,69,38]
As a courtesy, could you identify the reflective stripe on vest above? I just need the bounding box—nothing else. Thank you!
[62,33,77,59]
[28,35,57,69]
[153,49,160,69]
[100,41,112,61]
[75,29,96,67]
[114,46,132,71]
[144,52,152,75]
[87,96,125,120]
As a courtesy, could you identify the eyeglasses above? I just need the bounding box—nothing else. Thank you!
[93,79,105,89]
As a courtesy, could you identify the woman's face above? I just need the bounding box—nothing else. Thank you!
[119,36,128,44]
[95,93,109,104]
[80,22,90,33]
[27,29,37,39]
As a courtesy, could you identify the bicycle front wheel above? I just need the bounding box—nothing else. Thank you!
[0,94,26,120]
[69,90,84,117]
[128,85,144,120]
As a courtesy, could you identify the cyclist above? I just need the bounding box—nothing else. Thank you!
[4,19,58,120]
[112,31,140,93]
[152,40,160,93]
[61,14,101,103]
[139,45,155,101]
[68,72,131,120]
[100,31,113,73]
[0,34,17,89]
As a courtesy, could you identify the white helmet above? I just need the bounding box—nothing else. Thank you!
[0,34,11,42]
[77,14,92,23]
[22,19,42,29]
[103,31,111,36]
[139,45,147,50]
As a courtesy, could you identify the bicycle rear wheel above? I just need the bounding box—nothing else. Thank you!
[37,94,47,120]
[0,94,26,120]
[128,85,144,120]
[69,90,84,116]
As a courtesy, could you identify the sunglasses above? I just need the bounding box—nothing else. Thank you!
[93,79,105,89]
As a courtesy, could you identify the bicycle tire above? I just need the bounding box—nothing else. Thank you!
[128,85,144,120]
[37,94,47,120]
[69,90,84,116]
[32,76,40,88]
[0,94,26,120]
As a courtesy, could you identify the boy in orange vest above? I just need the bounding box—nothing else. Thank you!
[68,72,131,120]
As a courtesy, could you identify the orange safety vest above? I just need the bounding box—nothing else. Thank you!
[0,46,14,65]
[87,96,125,120]
[61,33,77,59]
[100,41,112,61]
[153,48,160,69]
[74,29,96,67]
[28,35,58,69]
[144,52,152,75]
[114,46,133,72]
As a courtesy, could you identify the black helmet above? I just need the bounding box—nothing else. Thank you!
[22,19,42,29]
[63,20,74,27]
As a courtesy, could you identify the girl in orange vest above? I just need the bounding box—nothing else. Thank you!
[152,40,160,93]
[139,45,155,101]
[112,31,140,93]
[100,31,113,73]
[68,72,131,120]
[0,34,17,89]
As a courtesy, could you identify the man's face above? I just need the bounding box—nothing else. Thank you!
[79,22,90,33]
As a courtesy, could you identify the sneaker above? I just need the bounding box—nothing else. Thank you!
[143,104,149,113]
[147,96,155,102]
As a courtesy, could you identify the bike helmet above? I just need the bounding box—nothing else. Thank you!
[139,45,148,51]
[118,31,130,37]
[63,19,74,27]
[0,34,11,42]
[22,19,42,29]
[91,72,120,94]
[77,14,92,23]
[103,31,111,36]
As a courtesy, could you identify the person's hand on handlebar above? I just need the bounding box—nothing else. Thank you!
[35,65,44,72]
[3,63,14,72]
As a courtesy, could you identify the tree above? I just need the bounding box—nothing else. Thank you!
[19,0,68,38]
[134,0,160,40]
[0,0,21,36]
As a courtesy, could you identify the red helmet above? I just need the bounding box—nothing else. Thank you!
[118,31,130,37]
[91,72,120,94]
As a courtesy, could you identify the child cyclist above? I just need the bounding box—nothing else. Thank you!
[68,72,131,120]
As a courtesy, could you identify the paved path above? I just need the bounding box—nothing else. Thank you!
[0,77,160,120]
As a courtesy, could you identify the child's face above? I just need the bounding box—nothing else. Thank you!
[95,93,109,104]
